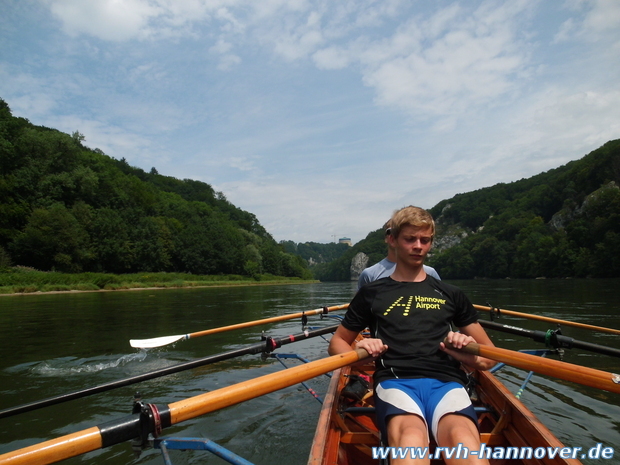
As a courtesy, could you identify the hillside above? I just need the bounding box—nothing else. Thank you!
[280,240,351,266]
[316,139,620,280]
[0,98,310,279]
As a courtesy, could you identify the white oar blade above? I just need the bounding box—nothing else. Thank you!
[130,334,186,349]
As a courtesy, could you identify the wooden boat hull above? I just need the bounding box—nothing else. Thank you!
[308,362,582,465]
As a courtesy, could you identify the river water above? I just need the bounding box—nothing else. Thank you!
[0,280,619,465]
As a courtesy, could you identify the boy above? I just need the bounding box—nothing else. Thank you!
[357,220,440,289]
[328,206,495,465]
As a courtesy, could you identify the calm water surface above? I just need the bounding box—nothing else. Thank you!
[0,280,619,464]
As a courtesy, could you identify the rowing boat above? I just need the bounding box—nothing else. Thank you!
[308,358,582,465]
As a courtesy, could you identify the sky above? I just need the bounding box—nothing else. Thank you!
[1,0,619,245]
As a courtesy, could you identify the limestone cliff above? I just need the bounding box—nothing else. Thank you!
[350,252,369,282]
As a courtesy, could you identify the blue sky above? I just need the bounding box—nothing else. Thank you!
[1,1,619,244]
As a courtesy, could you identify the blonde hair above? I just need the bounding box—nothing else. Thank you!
[389,206,435,238]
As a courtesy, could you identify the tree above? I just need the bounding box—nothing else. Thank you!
[428,246,474,279]
[10,204,92,272]
[89,208,134,273]
[470,236,510,278]
[131,216,178,272]
[0,246,11,270]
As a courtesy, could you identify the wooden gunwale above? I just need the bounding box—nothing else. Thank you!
[475,370,582,465]
[308,365,345,464]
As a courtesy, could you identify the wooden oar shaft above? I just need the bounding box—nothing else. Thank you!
[0,428,102,465]
[187,304,349,339]
[454,342,620,394]
[474,304,620,335]
[168,348,367,424]
[0,349,368,465]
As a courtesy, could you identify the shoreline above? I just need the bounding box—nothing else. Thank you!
[0,279,320,297]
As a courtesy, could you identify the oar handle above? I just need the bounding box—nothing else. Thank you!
[444,340,480,356]
[443,339,620,394]
[474,304,620,336]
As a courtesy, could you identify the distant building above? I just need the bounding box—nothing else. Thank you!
[339,237,352,247]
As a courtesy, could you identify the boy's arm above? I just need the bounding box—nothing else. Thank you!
[440,322,497,371]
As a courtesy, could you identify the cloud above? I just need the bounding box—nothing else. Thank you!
[312,46,351,70]
[582,0,620,35]
[215,177,398,243]
[554,0,620,46]
[517,88,620,153]
[47,0,163,41]
[553,17,576,44]
[0,67,57,118]
[356,2,535,120]
[209,39,242,70]
[46,114,155,161]
[203,1,540,123]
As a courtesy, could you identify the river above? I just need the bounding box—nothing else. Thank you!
[0,280,619,464]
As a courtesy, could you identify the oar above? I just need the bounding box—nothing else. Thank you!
[0,324,341,420]
[474,304,620,335]
[479,320,620,358]
[130,303,349,348]
[444,340,620,394]
[0,348,370,465]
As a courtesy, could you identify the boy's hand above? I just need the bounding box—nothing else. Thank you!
[439,331,480,367]
[441,330,476,349]
[355,338,388,357]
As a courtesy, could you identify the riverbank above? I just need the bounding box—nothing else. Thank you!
[0,269,318,296]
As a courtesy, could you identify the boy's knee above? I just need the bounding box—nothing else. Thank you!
[436,415,479,446]
[387,415,428,446]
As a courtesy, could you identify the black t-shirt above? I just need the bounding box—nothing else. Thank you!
[342,276,478,386]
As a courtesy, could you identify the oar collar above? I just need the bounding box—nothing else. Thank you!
[98,398,171,450]
[487,302,501,321]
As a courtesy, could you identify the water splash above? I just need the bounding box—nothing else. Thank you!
[30,351,148,376]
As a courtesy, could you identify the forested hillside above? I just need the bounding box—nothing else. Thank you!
[316,139,620,280]
[429,139,620,279]
[0,98,310,279]
[280,241,350,266]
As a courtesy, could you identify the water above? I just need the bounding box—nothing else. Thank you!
[0,280,619,464]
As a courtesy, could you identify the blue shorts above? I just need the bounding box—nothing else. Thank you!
[374,378,477,443]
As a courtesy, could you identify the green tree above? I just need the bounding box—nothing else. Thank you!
[470,236,510,278]
[10,204,92,272]
[0,245,11,270]
[132,216,179,272]
[428,246,474,279]
[89,208,134,273]
[591,231,620,277]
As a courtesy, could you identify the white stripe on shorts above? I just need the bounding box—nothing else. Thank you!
[430,386,472,440]
[375,384,429,442]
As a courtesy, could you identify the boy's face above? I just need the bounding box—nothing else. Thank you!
[389,224,433,268]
